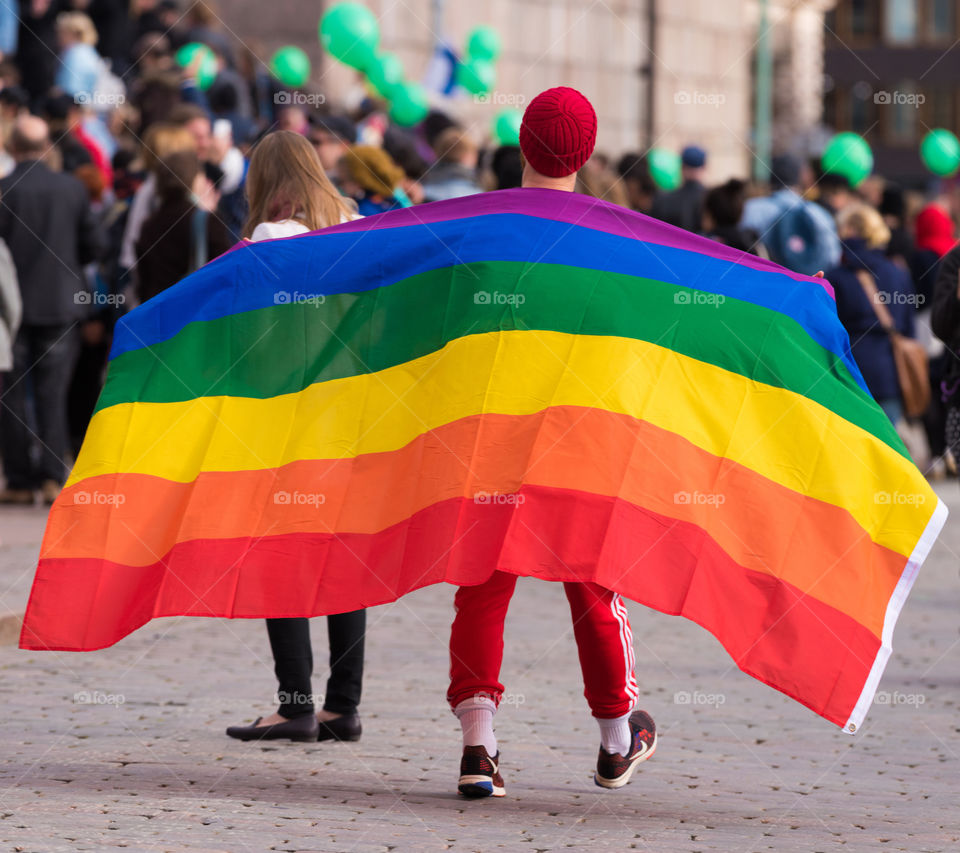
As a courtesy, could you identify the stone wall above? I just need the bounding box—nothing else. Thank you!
[214,0,829,183]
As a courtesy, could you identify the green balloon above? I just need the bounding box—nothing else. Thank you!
[466,25,501,61]
[920,129,960,177]
[389,81,429,127]
[648,148,682,191]
[366,52,404,99]
[455,57,495,95]
[492,109,522,146]
[269,46,311,88]
[319,2,380,71]
[821,132,873,187]
[175,42,217,90]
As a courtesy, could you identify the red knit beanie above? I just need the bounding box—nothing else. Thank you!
[519,87,597,178]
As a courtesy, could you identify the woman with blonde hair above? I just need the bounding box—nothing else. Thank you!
[828,202,917,425]
[226,130,366,745]
[55,12,101,101]
[243,130,356,240]
[836,202,892,250]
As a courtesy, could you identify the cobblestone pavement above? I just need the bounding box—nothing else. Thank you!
[0,488,958,853]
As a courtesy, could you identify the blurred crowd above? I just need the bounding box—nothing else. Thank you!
[0,0,958,506]
[622,144,960,480]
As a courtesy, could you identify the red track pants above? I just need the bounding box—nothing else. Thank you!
[447,571,638,719]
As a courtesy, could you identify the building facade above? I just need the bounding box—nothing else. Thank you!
[824,0,960,184]
[219,0,834,184]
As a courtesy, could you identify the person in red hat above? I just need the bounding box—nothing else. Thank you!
[448,86,657,800]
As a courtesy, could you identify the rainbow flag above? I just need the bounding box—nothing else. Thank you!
[21,189,945,733]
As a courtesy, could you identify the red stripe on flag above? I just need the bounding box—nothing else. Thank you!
[21,485,879,727]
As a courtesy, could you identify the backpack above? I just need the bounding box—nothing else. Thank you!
[765,198,832,275]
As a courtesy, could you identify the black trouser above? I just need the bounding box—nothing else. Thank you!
[925,353,948,458]
[1,323,80,488]
[266,610,366,719]
[68,335,111,458]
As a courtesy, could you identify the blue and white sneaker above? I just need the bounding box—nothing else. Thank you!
[457,745,505,798]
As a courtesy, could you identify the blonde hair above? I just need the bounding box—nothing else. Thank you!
[837,203,891,250]
[433,127,477,165]
[342,145,404,196]
[141,122,196,174]
[57,12,98,46]
[576,169,629,208]
[243,130,352,238]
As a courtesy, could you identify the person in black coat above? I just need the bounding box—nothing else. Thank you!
[13,0,63,104]
[930,242,960,466]
[86,0,131,75]
[0,115,104,504]
[702,179,761,255]
[829,203,916,426]
[650,145,707,233]
[135,149,233,303]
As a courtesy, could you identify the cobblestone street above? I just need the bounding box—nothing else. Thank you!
[1,490,958,852]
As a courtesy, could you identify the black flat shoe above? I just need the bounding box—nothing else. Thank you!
[226,714,320,742]
[317,713,362,742]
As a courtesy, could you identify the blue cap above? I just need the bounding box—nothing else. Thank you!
[681,145,707,168]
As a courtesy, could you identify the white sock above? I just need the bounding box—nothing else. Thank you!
[454,695,498,755]
[597,712,632,755]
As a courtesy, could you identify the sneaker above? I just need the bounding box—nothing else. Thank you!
[457,745,505,798]
[594,709,657,789]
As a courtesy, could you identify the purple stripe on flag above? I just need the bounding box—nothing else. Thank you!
[314,188,835,298]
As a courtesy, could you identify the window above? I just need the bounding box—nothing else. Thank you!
[850,0,879,38]
[927,0,954,39]
[850,88,872,134]
[885,82,920,144]
[885,0,917,43]
[929,88,955,130]
[823,88,838,130]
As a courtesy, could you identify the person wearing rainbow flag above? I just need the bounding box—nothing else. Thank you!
[448,87,657,800]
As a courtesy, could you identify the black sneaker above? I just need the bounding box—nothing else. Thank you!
[594,710,657,789]
[457,745,505,798]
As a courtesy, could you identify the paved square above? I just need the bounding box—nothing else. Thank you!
[1,488,958,851]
